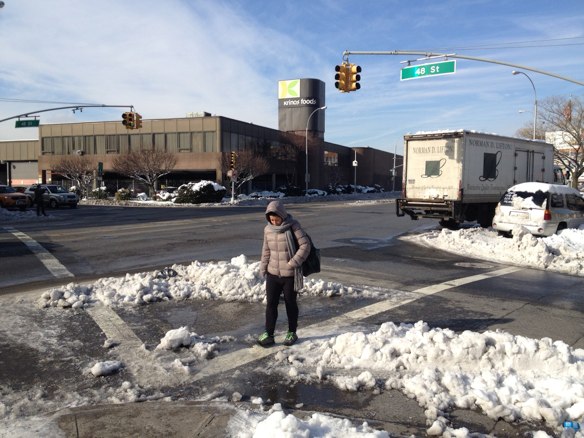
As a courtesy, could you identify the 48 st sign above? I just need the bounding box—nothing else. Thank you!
[400,60,456,81]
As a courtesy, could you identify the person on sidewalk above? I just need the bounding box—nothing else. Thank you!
[34,184,48,216]
[258,200,311,347]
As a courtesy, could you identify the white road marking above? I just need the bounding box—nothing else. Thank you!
[4,227,74,279]
[86,305,187,387]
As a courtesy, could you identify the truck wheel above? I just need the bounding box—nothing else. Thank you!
[49,199,58,208]
[477,204,496,228]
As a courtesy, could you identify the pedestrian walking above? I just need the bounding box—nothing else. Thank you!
[258,200,311,347]
[34,184,47,216]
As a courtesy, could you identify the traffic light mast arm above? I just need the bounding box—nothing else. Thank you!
[341,50,584,86]
[0,104,135,123]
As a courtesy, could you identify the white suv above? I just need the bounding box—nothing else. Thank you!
[492,182,584,237]
[25,184,79,208]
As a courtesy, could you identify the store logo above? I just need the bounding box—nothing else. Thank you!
[279,80,300,99]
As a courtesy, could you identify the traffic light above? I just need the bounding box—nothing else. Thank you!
[135,113,143,129]
[122,112,132,129]
[122,111,136,129]
[347,64,362,92]
[335,63,348,92]
[230,152,237,170]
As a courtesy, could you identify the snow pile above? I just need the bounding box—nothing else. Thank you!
[229,403,389,438]
[38,255,370,308]
[404,227,584,276]
[90,360,123,377]
[155,326,234,366]
[273,321,584,434]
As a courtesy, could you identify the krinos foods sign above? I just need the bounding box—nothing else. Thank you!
[278,79,318,106]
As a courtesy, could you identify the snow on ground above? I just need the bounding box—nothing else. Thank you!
[3,197,584,436]
[403,225,584,277]
[23,252,584,437]
[37,255,386,309]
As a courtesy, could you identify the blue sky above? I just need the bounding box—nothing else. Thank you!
[0,0,583,154]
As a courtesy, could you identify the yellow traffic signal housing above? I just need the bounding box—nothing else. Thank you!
[135,113,143,129]
[348,64,362,91]
[230,151,237,170]
[125,111,136,128]
[335,63,349,92]
[122,112,132,129]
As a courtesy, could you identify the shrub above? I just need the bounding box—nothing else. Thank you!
[174,181,226,204]
[115,188,132,201]
[91,187,109,199]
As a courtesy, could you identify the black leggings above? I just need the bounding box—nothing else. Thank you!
[265,273,298,335]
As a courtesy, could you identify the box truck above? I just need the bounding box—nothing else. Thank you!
[396,130,560,228]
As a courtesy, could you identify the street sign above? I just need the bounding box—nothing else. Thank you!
[400,60,456,81]
[15,119,40,128]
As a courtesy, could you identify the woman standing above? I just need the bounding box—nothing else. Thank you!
[258,200,311,347]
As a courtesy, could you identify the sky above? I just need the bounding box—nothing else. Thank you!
[0,0,583,155]
[1,196,583,437]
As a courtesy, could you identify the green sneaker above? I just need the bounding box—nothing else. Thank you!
[283,331,298,346]
[257,331,275,347]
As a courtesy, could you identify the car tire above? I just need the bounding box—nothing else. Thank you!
[49,199,58,208]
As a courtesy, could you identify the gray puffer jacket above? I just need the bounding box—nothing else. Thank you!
[259,200,311,278]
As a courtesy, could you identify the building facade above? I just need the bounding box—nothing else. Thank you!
[1,113,401,193]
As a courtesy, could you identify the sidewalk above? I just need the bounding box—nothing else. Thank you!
[52,397,556,437]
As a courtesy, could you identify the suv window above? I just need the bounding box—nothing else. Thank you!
[550,193,564,208]
[566,194,584,212]
[500,189,548,207]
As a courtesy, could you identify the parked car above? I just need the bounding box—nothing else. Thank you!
[492,182,584,237]
[0,185,31,210]
[25,184,79,208]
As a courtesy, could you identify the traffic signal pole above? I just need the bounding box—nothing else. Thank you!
[0,104,135,124]
[341,50,584,86]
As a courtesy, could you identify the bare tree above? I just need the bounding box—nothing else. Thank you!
[51,155,96,197]
[540,96,583,188]
[221,149,269,192]
[112,149,177,196]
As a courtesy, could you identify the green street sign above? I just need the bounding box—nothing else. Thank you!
[400,60,456,81]
[15,119,40,128]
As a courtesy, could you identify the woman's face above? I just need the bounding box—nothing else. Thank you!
[268,214,283,226]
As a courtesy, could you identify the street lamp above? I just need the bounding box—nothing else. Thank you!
[512,70,538,140]
[305,105,327,194]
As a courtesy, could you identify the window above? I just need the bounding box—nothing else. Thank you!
[204,132,215,152]
[166,133,178,152]
[95,136,106,154]
[129,135,141,151]
[324,151,338,166]
[566,194,584,212]
[84,136,95,154]
[178,133,191,152]
[106,135,119,153]
[154,133,165,151]
[141,134,153,150]
[550,193,564,208]
[192,132,203,152]
[41,137,54,154]
[73,136,84,153]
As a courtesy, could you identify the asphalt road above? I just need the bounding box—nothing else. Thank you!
[0,197,582,436]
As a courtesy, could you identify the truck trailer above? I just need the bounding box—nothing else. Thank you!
[396,130,559,228]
